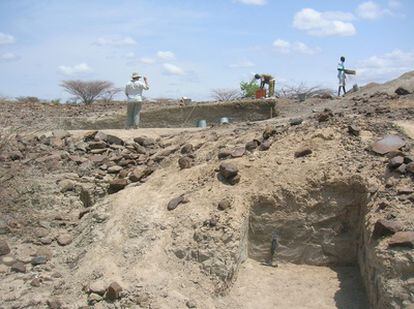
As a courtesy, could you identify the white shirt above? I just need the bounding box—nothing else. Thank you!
[125,80,149,102]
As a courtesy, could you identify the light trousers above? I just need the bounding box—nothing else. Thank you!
[126,101,142,128]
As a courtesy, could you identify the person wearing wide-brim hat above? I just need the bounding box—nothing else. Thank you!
[125,72,149,128]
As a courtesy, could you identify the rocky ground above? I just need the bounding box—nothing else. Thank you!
[0,72,414,308]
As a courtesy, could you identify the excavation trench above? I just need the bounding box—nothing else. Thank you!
[229,180,371,308]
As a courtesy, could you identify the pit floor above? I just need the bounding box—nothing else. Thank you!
[216,259,368,309]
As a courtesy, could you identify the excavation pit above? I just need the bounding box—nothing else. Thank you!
[227,180,372,308]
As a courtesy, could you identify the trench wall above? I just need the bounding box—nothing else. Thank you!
[60,100,277,130]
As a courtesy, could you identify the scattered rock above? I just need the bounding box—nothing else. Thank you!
[218,199,231,211]
[218,149,232,160]
[259,139,272,151]
[129,167,152,182]
[231,147,245,158]
[89,280,107,296]
[178,156,193,169]
[88,141,107,150]
[40,236,53,245]
[107,166,123,174]
[134,136,156,147]
[133,143,147,154]
[11,261,26,273]
[88,293,103,305]
[294,148,312,158]
[348,124,360,136]
[289,118,303,126]
[219,162,238,179]
[388,232,414,248]
[94,131,108,141]
[181,143,194,154]
[395,87,410,96]
[59,179,75,193]
[56,233,73,246]
[167,195,189,211]
[108,179,128,194]
[407,162,414,174]
[31,256,47,266]
[219,162,240,185]
[372,220,403,238]
[106,135,124,145]
[389,156,404,169]
[0,239,10,256]
[245,140,259,151]
[106,282,123,301]
[372,135,406,155]
[263,126,276,139]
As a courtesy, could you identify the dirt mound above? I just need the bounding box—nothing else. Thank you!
[353,71,414,98]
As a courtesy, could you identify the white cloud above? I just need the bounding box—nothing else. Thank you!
[94,36,136,46]
[356,1,391,20]
[157,51,175,60]
[163,63,185,75]
[357,49,414,82]
[228,60,255,68]
[125,52,135,59]
[273,39,291,53]
[273,39,320,55]
[140,57,156,64]
[58,63,92,76]
[0,32,15,45]
[0,52,20,62]
[234,0,266,5]
[293,8,356,37]
[388,0,401,9]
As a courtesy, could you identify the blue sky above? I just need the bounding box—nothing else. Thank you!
[0,0,413,101]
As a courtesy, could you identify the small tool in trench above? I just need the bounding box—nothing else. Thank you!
[268,231,279,267]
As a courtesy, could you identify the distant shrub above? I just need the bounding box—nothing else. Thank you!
[240,81,260,98]
[15,96,40,103]
[60,80,114,105]
[211,89,241,101]
[51,99,61,105]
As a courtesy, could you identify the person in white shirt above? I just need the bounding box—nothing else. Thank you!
[125,72,149,128]
[337,56,346,96]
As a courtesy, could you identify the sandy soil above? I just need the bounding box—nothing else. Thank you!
[216,260,368,309]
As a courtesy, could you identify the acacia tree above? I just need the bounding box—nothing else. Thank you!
[60,80,113,105]
[211,88,241,101]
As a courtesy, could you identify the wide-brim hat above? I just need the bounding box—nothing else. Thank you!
[131,72,141,79]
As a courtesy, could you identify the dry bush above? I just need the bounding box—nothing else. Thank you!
[101,87,122,103]
[211,88,241,101]
[15,96,40,104]
[61,80,114,105]
[278,83,334,100]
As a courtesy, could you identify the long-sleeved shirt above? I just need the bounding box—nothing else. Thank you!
[125,80,149,102]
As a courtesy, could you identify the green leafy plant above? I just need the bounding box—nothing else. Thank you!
[240,81,260,98]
